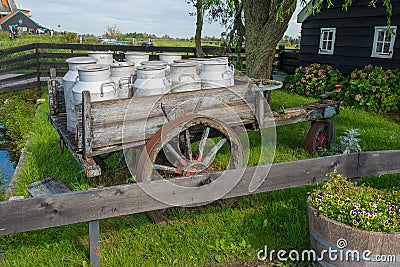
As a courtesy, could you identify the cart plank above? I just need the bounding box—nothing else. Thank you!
[76,85,257,153]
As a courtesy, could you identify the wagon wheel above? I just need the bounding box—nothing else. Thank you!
[136,114,245,224]
[305,119,334,153]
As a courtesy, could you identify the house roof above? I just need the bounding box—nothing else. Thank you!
[0,9,46,29]
[0,9,16,24]
[297,1,315,23]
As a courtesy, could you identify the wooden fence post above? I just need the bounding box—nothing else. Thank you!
[88,220,101,267]
[35,43,41,96]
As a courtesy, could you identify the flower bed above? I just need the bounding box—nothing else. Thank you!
[308,172,400,266]
[310,171,399,233]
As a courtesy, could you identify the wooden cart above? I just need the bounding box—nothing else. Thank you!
[48,69,340,179]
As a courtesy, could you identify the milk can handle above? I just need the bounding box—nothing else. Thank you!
[100,82,116,97]
[119,77,131,87]
[163,77,171,87]
[178,73,195,82]
[130,74,135,85]
[222,70,232,80]
[196,65,202,75]
[75,76,79,82]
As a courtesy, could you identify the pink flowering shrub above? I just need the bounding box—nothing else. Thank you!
[284,64,400,113]
[284,63,345,98]
[344,65,400,113]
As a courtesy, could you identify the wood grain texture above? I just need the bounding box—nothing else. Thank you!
[75,84,256,152]
[2,150,398,236]
[82,91,93,160]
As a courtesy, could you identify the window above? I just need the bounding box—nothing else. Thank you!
[372,26,397,58]
[319,28,336,55]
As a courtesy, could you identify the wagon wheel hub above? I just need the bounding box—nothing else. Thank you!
[316,132,327,147]
[136,114,245,223]
[181,161,207,176]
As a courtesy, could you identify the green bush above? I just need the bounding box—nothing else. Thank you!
[343,65,400,113]
[284,63,345,98]
[285,64,400,114]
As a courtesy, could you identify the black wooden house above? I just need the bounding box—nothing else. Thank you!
[297,0,400,74]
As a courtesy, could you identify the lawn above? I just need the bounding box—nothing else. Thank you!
[0,90,400,267]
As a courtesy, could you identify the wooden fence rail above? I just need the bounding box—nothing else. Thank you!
[1,149,399,236]
[0,43,299,95]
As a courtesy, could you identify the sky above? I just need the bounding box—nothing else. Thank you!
[18,0,303,38]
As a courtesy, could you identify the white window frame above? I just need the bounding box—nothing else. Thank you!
[371,26,397,58]
[319,28,336,55]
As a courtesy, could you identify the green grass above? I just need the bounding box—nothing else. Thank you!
[1,90,400,266]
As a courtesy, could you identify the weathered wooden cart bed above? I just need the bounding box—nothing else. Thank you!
[48,70,339,177]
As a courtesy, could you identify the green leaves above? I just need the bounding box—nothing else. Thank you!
[344,66,400,113]
[310,172,400,232]
[207,237,252,263]
[285,64,400,114]
[284,63,345,98]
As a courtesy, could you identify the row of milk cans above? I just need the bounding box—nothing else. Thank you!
[63,51,235,133]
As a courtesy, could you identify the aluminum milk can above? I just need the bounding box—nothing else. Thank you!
[110,62,135,98]
[170,62,201,93]
[88,51,114,65]
[198,60,233,89]
[124,52,149,67]
[159,53,182,64]
[71,64,117,132]
[133,65,170,96]
[63,56,97,132]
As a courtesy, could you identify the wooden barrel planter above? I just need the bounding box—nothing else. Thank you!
[308,201,400,267]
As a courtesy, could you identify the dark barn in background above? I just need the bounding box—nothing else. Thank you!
[297,0,400,74]
[0,10,45,32]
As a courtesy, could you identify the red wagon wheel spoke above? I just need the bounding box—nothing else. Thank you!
[164,143,188,168]
[196,126,210,161]
[185,129,193,161]
[202,138,227,167]
[136,114,244,223]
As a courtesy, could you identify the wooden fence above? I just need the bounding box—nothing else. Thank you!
[0,149,399,235]
[0,43,299,95]
[0,149,398,266]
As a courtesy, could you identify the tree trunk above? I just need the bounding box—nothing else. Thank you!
[243,0,296,79]
[195,0,205,58]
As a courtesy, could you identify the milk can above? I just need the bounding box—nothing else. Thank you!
[141,60,170,76]
[170,62,201,93]
[133,66,170,96]
[71,64,117,132]
[63,57,97,132]
[211,57,235,87]
[199,60,233,89]
[173,59,195,64]
[159,53,182,64]
[88,51,114,65]
[140,61,169,67]
[124,52,149,67]
[110,62,135,98]
[188,58,210,82]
